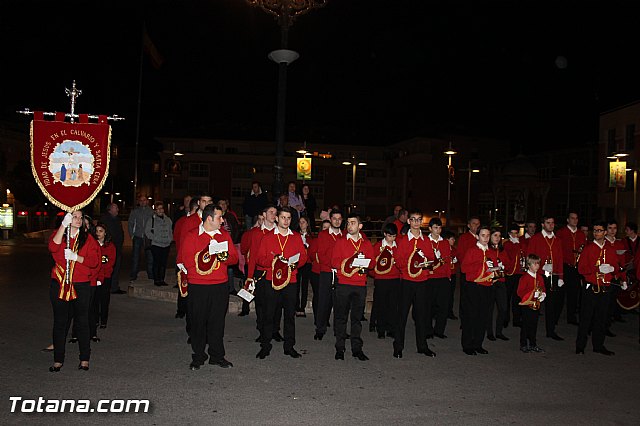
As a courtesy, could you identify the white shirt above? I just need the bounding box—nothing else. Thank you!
[346,233,363,242]
[567,225,577,233]
[273,227,294,236]
[509,236,520,244]
[261,223,276,232]
[382,239,397,249]
[429,234,443,243]
[199,224,221,238]
[408,230,424,241]
[593,239,605,249]
[476,241,488,251]
[527,270,537,278]
[329,227,342,236]
[541,230,555,239]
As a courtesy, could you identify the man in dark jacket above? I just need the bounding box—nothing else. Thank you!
[242,181,268,231]
[100,202,125,294]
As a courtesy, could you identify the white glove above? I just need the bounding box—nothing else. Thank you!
[245,278,256,292]
[452,257,458,264]
[97,280,102,286]
[534,291,540,298]
[64,248,78,261]
[557,279,564,288]
[539,292,546,302]
[598,264,615,274]
[62,212,73,227]
[542,263,553,273]
[486,260,494,268]
[498,261,504,270]
[177,263,187,274]
[621,282,628,290]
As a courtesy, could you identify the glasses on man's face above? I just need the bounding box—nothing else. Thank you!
[593,229,605,233]
[409,217,422,222]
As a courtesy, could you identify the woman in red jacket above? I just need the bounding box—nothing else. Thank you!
[92,223,117,340]
[296,216,313,317]
[485,228,512,342]
[48,211,100,372]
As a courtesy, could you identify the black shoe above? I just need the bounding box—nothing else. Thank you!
[393,349,403,358]
[187,337,192,345]
[189,362,201,370]
[175,312,185,319]
[434,333,448,339]
[386,331,395,338]
[547,333,564,341]
[475,348,489,355]
[513,321,522,328]
[605,330,616,338]
[284,348,302,359]
[345,334,351,339]
[99,324,107,329]
[520,346,531,353]
[594,347,615,356]
[238,311,249,317]
[576,349,584,354]
[313,332,324,341]
[91,336,100,343]
[69,337,78,344]
[448,314,458,320]
[272,332,284,342]
[487,335,496,341]
[496,334,510,341]
[568,319,579,326]
[369,324,376,332]
[352,351,369,361]
[209,358,233,368]
[112,289,127,294]
[426,333,434,339]
[463,349,477,356]
[77,363,89,371]
[49,363,63,372]
[154,282,163,287]
[418,348,436,357]
[377,332,386,339]
[254,335,262,342]
[361,316,368,322]
[530,346,545,353]
[503,321,509,329]
[41,346,54,353]
[256,346,271,359]
[335,350,345,360]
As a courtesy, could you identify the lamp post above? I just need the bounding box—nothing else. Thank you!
[460,160,480,218]
[443,142,457,228]
[247,0,327,198]
[342,155,367,213]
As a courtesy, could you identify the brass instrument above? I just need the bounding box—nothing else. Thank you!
[519,249,527,272]
[101,254,109,264]
[530,278,544,310]
[575,243,585,264]
[408,247,433,279]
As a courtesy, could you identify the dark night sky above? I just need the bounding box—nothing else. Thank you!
[2,0,639,155]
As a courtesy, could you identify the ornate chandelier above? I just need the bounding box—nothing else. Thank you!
[246,0,328,26]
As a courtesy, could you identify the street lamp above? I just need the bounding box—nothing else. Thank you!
[246,0,327,198]
[609,152,629,220]
[342,156,367,213]
[443,142,457,228]
[460,160,480,218]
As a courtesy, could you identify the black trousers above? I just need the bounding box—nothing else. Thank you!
[93,277,111,327]
[253,272,268,338]
[576,286,610,351]
[461,282,491,351]
[430,277,451,336]
[544,275,565,336]
[487,281,508,337]
[504,273,516,325]
[111,244,123,292]
[296,263,312,312]
[520,307,539,347]
[371,278,400,335]
[187,284,228,364]
[310,272,320,325]
[458,273,467,323]
[448,273,458,317]
[50,280,91,364]
[239,262,251,315]
[507,274,523,326]
[150,245,170,284]
[564,264,581,323]
[334,283,366,353]
[394,279,432,352]
[315,271,334,335]
[261,281,297,351]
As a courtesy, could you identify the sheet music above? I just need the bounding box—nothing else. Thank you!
[288,253,300,265]
[209,240,229,254]
[352,258,371,268]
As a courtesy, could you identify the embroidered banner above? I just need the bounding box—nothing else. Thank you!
[30,113,111,211]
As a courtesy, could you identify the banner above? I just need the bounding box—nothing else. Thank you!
[297,157,312,180]
[609,161,626,188]
[30,113,111,211]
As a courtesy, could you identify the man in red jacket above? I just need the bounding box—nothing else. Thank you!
[456,216,480,323]
[555,211,587,326]
[425,217,453,339]
[314,209,344,340]
[331,213,374,361]
[180,204,238,370]
[255,206,307,359]
[527,215,565,341]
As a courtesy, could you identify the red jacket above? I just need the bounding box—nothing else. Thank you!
[527,232,564,277]
[517,271,546,307]
[256,229,308,282]
[457,230,478,267]
[556,226,587,267]
[622,236,640,271]
[605,237,626,273]
[49,232,100,283]
[97,241,117,283]
[246,226,275,278]
[485,245,511,283]
[395,232,433,282]
[423,235,453,280]
[503,239,524,276]
[308,236,321,274]
[371,240,401,280]
[181,227,238,285]
[461,244,494,286]
[317,229,343,273]
[175,213,201,264]
[578,241,624,287]
[331,234,374,286]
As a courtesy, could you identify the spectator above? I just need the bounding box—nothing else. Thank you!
[128,194,155,282]
[100,202,125,294]
[173,194,192,227]
[145,201,173,287]
[301,184,317,232]
[219,198,241,294]
[242,181,268,231]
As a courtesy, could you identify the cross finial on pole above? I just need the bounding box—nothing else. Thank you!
[65,80,82,123]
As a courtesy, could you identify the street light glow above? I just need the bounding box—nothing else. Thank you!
[615,152,629,157]
[444,150,457,156]
[342,161,352,165]
[358,162,367,166]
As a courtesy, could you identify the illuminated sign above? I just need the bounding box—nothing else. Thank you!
[297,157,312,180]
[0,205,14,229]
[609,161,627,188]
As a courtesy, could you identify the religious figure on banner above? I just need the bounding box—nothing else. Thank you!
[49,141,94,187]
